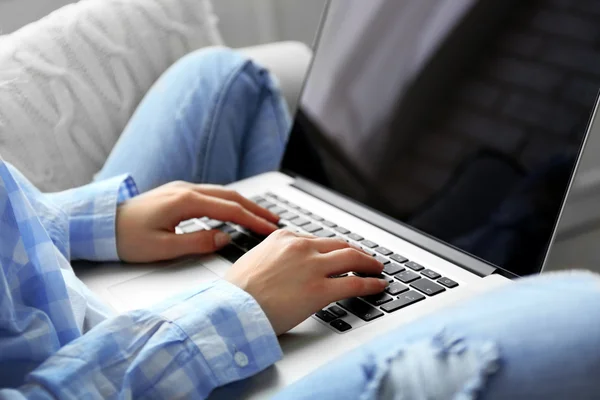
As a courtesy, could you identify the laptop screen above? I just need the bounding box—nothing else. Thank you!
[282,0,594,277]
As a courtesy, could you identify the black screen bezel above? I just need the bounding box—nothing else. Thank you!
[280,0,595,278]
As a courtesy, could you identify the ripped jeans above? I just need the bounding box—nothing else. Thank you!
[274,271,600,400]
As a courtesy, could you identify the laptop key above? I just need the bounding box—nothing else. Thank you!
[303,223,323,233]
[220,224,238,234]
[328,305,348,318]
[291,217,311,227]
[323,220,337,228]
[180,223,203,234]
[362,248,377,256]
[386,281,409,296]
[217,245,246,263]
[314,229,336,238]
[361,240,378,248]
[405,261,425,271]
[362,292,394,306]
[334,226,351,235]
[411,279,446,296]
[316,310,337,322]
[375,247,393,256]
[421,269,441,280]
[330,319,352,332]
[347,233,364,242]
[383,262,405,275]
[438,277,459,288]
[269,206,287,215]
[337,298,384,321]
[178,219,198,227]
[374,255,390,265]
[288,203,300,209]
[258,200,276,209]
[390,254,408,264]
[280,211,298,220]
[205,219,224,229]
[381,291,425,313]
[299,208,312,214]
[396,270,421,283]
[231,232,260,251]
[311,214,325,222]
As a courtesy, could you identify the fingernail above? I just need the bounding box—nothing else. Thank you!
[379,279,389,287]
[214,232,231,248]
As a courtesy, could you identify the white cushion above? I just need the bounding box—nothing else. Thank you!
[0,0,223,191]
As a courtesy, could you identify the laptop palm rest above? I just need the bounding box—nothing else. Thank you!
[107,260,220,312]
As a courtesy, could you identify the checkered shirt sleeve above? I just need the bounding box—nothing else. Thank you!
[46,174,139,261]
[0,160,283,398]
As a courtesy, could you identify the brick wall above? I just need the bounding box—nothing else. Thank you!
[394,0,600,211]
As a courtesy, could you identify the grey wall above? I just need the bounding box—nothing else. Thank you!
[0,0,325,47]
[0,0,76,34]
[211,0,326,47]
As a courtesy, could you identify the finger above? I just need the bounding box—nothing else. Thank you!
[319,248,384,276]
[325,276,388,302]
[178,192,278,235]
[307,237,371,255]
[192,185,280,223]
[162,229,232,259]
[309,237,352,254]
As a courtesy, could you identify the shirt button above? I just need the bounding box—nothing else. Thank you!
[234,351,249,368]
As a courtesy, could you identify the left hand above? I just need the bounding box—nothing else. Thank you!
[115,181,280,263]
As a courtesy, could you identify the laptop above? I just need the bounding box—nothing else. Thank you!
[77,0,599,397]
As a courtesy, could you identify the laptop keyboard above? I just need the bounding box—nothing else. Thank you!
[192,192,459,334]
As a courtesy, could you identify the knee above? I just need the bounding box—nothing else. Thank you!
[168,46,269,92]
[520,269,600,293]
[362,330,501,400]
[175,46,245,73]
[167,46,279,104]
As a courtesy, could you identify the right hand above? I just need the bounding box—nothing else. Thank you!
[225,230,388,335]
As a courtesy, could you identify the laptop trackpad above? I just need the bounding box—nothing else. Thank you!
[107,260,220,312]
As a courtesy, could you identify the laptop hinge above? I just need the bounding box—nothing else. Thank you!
[290,176,497,278]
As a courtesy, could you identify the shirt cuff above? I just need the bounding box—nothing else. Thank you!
[154,279,283,388]
[50,174,139,261]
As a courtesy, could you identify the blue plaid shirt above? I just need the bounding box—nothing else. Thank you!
[0,159,282,398]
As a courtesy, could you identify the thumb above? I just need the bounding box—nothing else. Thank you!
[165,229,232,258]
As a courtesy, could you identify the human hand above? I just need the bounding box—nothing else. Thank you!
[116,181,279,263]
[225,230,388,335]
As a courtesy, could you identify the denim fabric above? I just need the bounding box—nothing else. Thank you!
[95,46,291,191]
[274,271,600,400]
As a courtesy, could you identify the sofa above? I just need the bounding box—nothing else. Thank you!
[0,0,312,192]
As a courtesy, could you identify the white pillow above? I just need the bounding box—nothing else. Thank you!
[0,0,223,191]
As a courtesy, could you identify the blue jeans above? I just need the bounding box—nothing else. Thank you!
[274,271,600,400]
[95,47,291,190]
[95,48,600,399]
